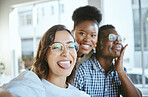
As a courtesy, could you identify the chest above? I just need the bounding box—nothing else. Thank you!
[83,70,121,97]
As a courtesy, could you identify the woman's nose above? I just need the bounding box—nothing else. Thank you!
[61,46,69,57]
[83,35,91,42]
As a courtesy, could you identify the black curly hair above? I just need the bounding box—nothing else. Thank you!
[72,5,102,30]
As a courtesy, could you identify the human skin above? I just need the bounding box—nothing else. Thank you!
[73,20,98,57]
[0,90,18,97]
[46,30,77,88]
[97,28,142,97]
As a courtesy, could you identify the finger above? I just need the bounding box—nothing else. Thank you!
[119,44,128,60]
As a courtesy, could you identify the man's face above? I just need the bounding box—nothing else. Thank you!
[99,28,124,58]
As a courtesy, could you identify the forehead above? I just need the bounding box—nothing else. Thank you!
[54,30,74,43]
[76,20,99,32]
[102,28,118,36]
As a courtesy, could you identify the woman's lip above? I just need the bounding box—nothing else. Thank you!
[80,43,91,46]
[58,60,70,64]
[57,60,72,69]
[58,59,71,62]
[80,43,91,50]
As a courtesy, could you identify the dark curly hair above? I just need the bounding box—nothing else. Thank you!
[72,5,102,30]
[32,24,77,83]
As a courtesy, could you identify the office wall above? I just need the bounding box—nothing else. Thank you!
[0,0,45,76]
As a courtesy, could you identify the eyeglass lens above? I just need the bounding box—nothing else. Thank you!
[109,34,125,42]
[51,42,77,54]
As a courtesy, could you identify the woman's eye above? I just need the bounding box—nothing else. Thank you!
[91,34,96,37]
[69,46,74,48]
[79,32,85,36]
[68,44,75,48]
[53,46,61,49]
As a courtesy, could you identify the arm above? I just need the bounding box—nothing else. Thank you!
[114,44,142,97]
[2,71,45,97]
[0,89,18,97]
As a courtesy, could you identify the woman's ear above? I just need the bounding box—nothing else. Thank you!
[71,29,74,32]
[45,57,47,62]
[71,30,75,37]
[44,53,47,62]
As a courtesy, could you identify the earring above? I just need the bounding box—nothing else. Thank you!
[93,47,96,53]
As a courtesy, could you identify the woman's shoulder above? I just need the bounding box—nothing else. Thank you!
[7,70,42,85]
[81,53,97,66]
[2,70,45,97]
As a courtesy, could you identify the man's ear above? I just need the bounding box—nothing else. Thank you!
[100,40,103,46]
[97,41,103,51]
[100,40,104,50]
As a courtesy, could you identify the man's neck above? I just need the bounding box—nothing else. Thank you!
[97,56,113,73]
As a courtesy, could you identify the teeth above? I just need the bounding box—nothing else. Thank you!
[117,45,122,48]
[58,61,70,64]
[82,44,89,48]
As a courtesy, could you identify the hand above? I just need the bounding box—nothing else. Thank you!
[0,89,18,97]
[114,44,128,74]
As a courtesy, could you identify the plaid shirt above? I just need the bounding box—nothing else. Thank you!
[73,54,126,97]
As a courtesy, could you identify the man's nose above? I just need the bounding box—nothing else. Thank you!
[114,37,121,44]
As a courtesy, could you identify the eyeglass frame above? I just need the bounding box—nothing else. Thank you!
[48,42,79,55]
[102,33,126,43]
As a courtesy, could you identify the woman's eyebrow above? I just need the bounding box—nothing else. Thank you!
[53,41,74,44]
[67,41,74,44]
[79,30,85,32]
[53,42,60,43]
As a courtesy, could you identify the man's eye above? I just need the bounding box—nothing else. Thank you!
[118,37,123,42]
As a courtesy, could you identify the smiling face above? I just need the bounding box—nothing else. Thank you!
[46,30,77,78]
[73,20,98,57]
[98,28,123,58]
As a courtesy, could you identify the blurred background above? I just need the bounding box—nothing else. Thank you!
[0,0,148,96]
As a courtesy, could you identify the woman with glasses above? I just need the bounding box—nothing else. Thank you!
[2,25,90,97]
[74,24,142,97]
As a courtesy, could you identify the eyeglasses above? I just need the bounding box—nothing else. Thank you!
[49,42,78,55]
[108,34,125,43]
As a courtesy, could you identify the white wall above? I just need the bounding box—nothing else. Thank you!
[0,0,46,76]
